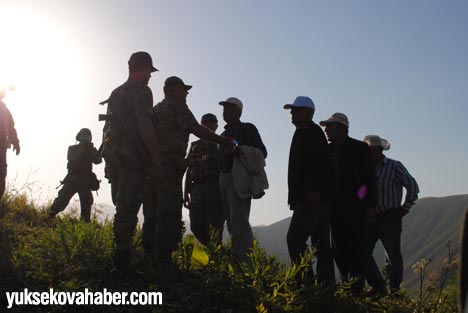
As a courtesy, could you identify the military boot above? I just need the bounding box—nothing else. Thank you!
[142,241,153,259]
[110,249,130,277]
[111,249,145,281]
[152,249,177,273]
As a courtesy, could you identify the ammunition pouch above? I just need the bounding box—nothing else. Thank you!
[89,172,100,191]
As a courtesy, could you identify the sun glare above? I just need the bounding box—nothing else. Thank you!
[0,5,84,134]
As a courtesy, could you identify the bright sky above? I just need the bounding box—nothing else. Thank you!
[1,0,467,226]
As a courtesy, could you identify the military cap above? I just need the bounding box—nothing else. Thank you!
[164,76,192,90]
[128,51,158,72]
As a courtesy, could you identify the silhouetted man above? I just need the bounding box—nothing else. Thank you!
[48,128,102,222]
[320,113,376,294]
[184,113,225,246]
[152,77,235,268]
[0,89,20,200]
[218,97,268,261]
[101,51,159,274]
[284,96,335,286]
[363,135,419,295]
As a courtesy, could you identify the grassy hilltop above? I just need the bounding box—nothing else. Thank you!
[0,192,460,313]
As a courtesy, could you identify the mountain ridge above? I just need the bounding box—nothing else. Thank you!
[253,194,468,290]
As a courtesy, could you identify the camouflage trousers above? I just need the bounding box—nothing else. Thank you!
[142,176,157,254]
[189,180,225,246]
[113,163,146,251]
[49,181,93,222]
[0,149,7,199]
[152,156,186,263]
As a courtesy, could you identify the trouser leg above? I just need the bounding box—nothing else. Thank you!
[315,205,335,287]
[205,181,225,245]
[153,157,184,263]
[219,175,231,233]
[220,173,253,261]
[113,165,145,252]
[380,218,403,291]
[189,183,209,245]
[49,183,77,216]
[331,213,366,292]
[142,177,157,255]
[365,219,386,291]
[0,166,6,200]
[331,216,350,282]
[347,221,366,292]
[78,189,93,222]
[286,205,314,265]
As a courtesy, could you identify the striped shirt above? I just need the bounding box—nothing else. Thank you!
[375,155,419,214]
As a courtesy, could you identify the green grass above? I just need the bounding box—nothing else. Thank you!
[0,192,460,312]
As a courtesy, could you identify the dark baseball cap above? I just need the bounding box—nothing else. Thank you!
[164,76,192,90]
[128,51,158,72]
[201,113,217,123]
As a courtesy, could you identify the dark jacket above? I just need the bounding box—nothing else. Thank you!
[66,142,102,185]
[219,120,267,173]
[287,120,334,207]
[331,136,376,216]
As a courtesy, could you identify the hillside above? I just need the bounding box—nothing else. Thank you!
[253,195,468,290]
[0,193,460,312]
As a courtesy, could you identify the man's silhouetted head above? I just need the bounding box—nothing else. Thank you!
[320,113,349,143]
[283,96,315,128]
[128,51,157,85]
[219,97,243,125]
[164,76,192,104]
[201,113,218,132]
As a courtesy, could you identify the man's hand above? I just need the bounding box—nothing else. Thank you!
[390,207,409,219]
[221,137,237,154]
[183,192,190,209]
[12,142,20,155]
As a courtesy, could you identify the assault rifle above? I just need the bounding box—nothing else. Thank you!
[98,92,152,167]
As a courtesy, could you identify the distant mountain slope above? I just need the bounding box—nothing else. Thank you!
[399,194,468,289]
[253,195,468,290]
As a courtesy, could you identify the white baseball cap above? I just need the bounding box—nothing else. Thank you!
[219,97,243,110]
[283,96,315,110]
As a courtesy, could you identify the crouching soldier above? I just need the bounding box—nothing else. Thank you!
[48,128,102,222]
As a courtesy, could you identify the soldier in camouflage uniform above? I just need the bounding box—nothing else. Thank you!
[48,128,102,222]
[184,113,225,245]
[101,52,159,273]
[0,89,20,200]
[152,76,235,267]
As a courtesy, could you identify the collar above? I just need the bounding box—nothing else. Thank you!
[331,135,349,148]
[296,120,315,129]
[164,96,185,105]
[224,120,241,130]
